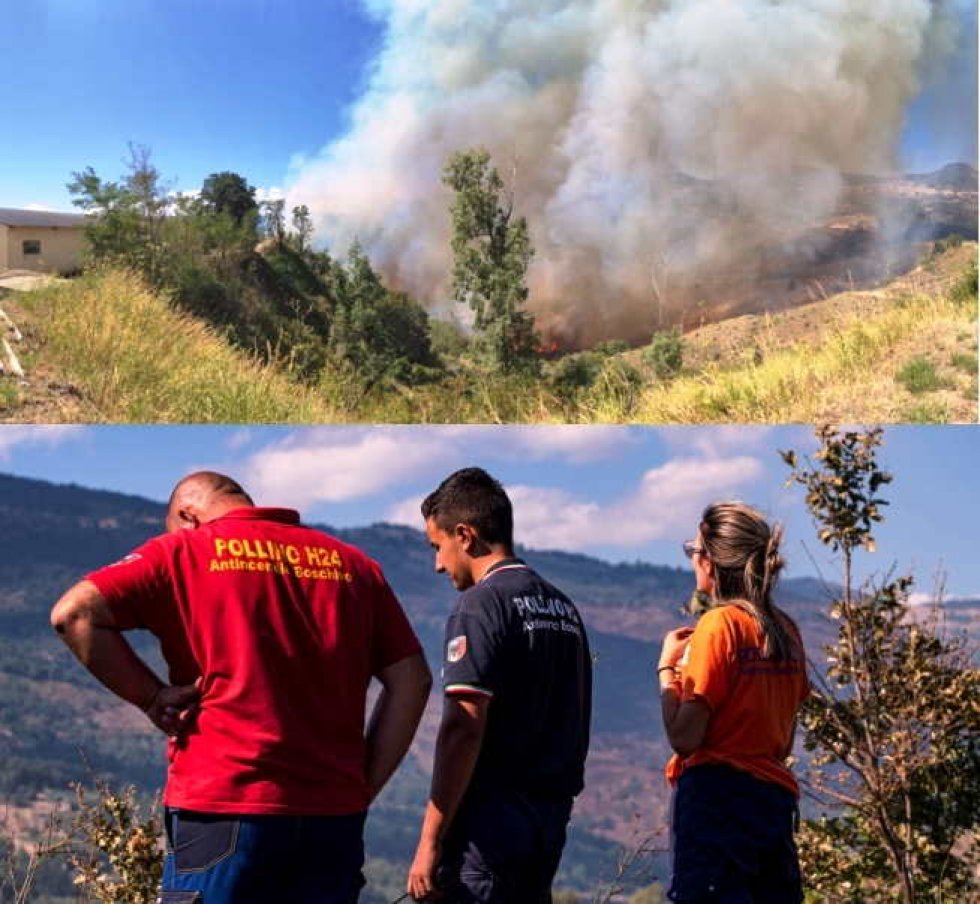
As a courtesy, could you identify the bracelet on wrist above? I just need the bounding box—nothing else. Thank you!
[657,665,679,675]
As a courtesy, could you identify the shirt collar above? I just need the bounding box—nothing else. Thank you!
[479,557,528,582]
[215,506,301,525]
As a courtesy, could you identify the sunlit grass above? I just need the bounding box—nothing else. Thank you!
[15,256,977,425]
[19,268,338,423]
[629,283,975,423]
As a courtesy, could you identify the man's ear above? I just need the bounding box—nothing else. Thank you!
[454,522,479,553]
[176,507,202,530]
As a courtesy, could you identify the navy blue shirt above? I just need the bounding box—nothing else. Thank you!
[442,558,592,800]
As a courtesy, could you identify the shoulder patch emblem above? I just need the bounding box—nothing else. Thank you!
[447,635,468,663]
[110,553,143,568]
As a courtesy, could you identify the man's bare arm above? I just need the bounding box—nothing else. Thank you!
[408,694,489,900]
[365,653,432,801]
[51,580,198,736]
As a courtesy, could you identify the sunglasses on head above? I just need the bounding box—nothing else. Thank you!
[682,540,706,559]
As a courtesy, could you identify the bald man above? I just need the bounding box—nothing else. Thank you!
[52,472,432,904]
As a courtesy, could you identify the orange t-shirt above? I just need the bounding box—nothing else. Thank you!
[665,604,809,797]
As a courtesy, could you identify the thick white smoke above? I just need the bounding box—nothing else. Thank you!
[288,0,959,345]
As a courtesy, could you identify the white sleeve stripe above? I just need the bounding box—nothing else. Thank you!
[445,684,494,698]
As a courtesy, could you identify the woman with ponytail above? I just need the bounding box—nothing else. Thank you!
[658,502,809,904]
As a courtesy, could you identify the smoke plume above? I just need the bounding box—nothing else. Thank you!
[288,0,962,346]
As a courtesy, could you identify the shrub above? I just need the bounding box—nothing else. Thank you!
[642,329,683,380]
[68,782,162,904]
[950,352,978,374]
[949,261,978,309]
[548,352,604,399]
[931,233,964,255]
[895,357,942,394]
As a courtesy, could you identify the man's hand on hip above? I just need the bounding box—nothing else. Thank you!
[143,681,201,739]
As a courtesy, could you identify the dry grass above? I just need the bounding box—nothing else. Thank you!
[627,262,977,424]
[17,268,338,423]
[7,250,977,425]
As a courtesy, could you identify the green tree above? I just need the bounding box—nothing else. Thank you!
[67,143,170,279]
[781,427,980,903]
[261,198,287,246]
[443,148,539,374]
[291,204,315,254]
[200,171,258,228]
[328,242,438,392]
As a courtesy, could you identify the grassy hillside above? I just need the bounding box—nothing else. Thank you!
[0,244,975,423]
[6,268,338,423]
[624,244,978,423]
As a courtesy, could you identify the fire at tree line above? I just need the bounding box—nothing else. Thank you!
[0,427,977,903]
[62,144,685,408]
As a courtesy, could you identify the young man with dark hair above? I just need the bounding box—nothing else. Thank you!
[408,467,592,902]
[52,471,432,904]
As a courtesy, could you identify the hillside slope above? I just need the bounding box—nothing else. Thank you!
[0,269,338,423]
[0,244,975,424]
[622,242,977,423]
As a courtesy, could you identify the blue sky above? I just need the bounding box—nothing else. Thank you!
[0,0,975,212]
[1,425,977,598]
[0,0,381,209]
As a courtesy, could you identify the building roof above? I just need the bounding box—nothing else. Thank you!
[0,208,88,228]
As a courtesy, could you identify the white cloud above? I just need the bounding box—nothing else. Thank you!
[417,425,631,463]
[240,428,763,545]
[24,203,54,212]
[661,426,789,459]
[509,455,764,551]
[240,425,633,511]
[507,485,602,549]
[241,428,445,510]
[386,493,427,527]
[225,429,254,452]
[502,425,633,462]
[0,426,87,461]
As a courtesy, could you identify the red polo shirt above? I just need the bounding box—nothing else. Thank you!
[86,507,422,816]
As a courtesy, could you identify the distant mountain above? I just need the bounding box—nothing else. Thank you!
[909,162,979,192]
[0,472,975,898]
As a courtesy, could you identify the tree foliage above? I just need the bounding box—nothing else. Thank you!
[642,329,683,381]
[261,198,287,246]
[68,150,336,378]
[200,171,258,227]
[67,143,170,282]
[443,148,539,374]
[326,243,439,392]
[291,205,314,254]
[67,782,162,904]
[782,426,980,903]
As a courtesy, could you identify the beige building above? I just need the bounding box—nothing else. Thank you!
[0,208,89,274]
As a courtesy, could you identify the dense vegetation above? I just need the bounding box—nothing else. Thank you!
[16,144,708,423]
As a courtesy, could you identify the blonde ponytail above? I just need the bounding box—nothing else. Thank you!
[700,502,795,662]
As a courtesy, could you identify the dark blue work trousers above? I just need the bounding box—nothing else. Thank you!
[159,808,366,904]
[668,763,803,904]
[438,789,574,904]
